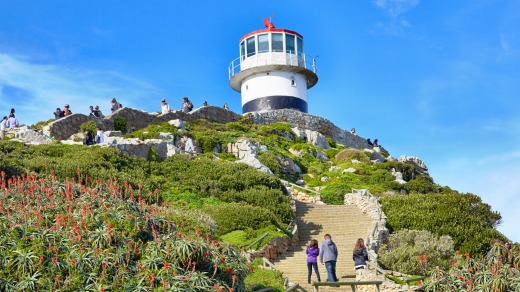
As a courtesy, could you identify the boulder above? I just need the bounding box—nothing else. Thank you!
[343,167,356,174]
[365,149,386,163]
[278,156,301,175]
[305,129,330,149]
[291,127,306,140]
[315,150,329,162]
[168,119,185,130]
[105,131,122,137]
[398,156,429,175]
[236,155,273,175]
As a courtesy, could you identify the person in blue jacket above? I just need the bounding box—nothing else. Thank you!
[319,234,338,283]
[353,238,369,281]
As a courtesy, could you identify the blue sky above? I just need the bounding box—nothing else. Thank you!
[1,0,519,242]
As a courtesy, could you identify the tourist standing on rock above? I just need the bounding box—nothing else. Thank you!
[306,239,322,284]
[373,139,379,147]
[64,104,73,116]
[6,113,19,128]
[353,238,368,281]
[95,106,104,118]
[320,234,339,283]
[183,133,194,155]
[180,97,193,113]
[161,98,171,114]
[95,125,104,144]
[203,101,208,107]
[351,128,356,135]
[54,108,64,119]
[367,138,373,146]
[0,116,7,139]
[223,103,230,110]
[111,98,123,112]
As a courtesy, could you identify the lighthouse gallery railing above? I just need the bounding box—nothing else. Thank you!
[228,52,318,79]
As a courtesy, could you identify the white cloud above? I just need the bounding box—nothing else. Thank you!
[0,53,163,125]
[373,0,420,17]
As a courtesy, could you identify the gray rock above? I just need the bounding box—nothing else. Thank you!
[278,156,301,175]
[237,155,273,175]
[329,166,341,172]
[365,149,386,163]
[157,132,174,141]
[315,150,329,162]
[295,179,305,186]
[105,131,122,137]
[305,130,330,149]
[398,156,429,175]
[168,119,185,130]
[291,127,306,140]
[342,167,356,174]
[320,176,329,182]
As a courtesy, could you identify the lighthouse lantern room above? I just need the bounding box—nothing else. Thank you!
[229,18,318,113]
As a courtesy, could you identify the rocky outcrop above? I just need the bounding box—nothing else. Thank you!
[8,127,52,145]
[228,139,272,175]
[45,106,241,140]
[398,155,429,175]
[105,137,181,160]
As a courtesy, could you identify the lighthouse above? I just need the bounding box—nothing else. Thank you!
[229,19,318,113]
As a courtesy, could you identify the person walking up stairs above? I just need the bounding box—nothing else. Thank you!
[272,200,373,291]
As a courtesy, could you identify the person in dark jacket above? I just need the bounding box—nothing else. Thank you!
[319,234,338,283]
[306,239,321,284]
[83,129,94,146]
[353,238,369,281]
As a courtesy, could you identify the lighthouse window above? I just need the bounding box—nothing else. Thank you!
[258,34,269,53]
[240,41,245,60]
[297,37,304,57]
[246,37,256,57]
[286,34,295,54]
[272,33,283,52]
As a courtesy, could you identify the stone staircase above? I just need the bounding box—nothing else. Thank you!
[272,200,373,291]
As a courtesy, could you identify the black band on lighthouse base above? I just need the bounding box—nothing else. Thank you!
[242,96,308,113]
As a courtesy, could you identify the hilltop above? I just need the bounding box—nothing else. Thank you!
[0,107,514,291]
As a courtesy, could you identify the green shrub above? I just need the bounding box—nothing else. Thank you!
[245,258,285,292]
[203,202,277,236]
[80,120,97,135]
[114,116,127,133]
[30,119,55,131]
[320,182,351,205]
[258,152,281,175]
[147,145,161,162]
[124,122,177,140]
[404,175,436,194]
[326,137,336,148]
[335,148,370,164]
[378,229,454,275]
[325,148,340,159]
[380,192,506,256]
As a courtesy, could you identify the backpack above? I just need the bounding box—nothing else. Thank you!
[187,102,193,111]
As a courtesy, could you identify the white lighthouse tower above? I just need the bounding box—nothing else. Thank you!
[229,18,318,113]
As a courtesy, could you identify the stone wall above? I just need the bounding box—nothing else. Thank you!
[252,224,299,260]
[44,106,241,140]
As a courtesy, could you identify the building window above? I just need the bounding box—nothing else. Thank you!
[240,41,245,60]
[297,37,304,57]
[286,34,295,54]
[246,37,256,57]
[291,77,296,87]
[258,34,269,53]
[272,33,283,52]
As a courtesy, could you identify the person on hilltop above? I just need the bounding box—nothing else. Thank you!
[223,103,230,110]
[306,239,322,284]
[183,133,194,155]
[203,101,208,107]
[180,97,193,113]
[6,113,19,128]
[351,128,356,135]
[94,105,104,118]
[95,125,104,144]
[161,98,171,114]
[353,238,369,281]
[111,98,123,113]
[89,105,102,118]
[53,107,65,119]
[367,138,373,146]
[0,116,7,139]
[83,129,94,146]
[320,234,338,284]
[63,104,73,116]
[373,139,379,147]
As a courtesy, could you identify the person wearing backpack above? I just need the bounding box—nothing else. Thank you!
[111,98,123,112]
[181,97,193,113]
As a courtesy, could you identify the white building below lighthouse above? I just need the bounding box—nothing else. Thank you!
[229,19,318,113]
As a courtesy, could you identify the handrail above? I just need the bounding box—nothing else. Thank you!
[262,257,281,272]
[367,261,386,276]
[252,287,274,292]
[229,52,318,79]
[281,179,320,195]
[248,232,269,251]
[405,276,425,288]
[284,283,300,291]
[312,280,383,292]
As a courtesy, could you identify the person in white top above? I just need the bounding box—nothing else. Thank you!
[6,114,19,128]
[184,133,194,155]
[0,116,7,139]
[161,98,171,114]
[95,125,104,144]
